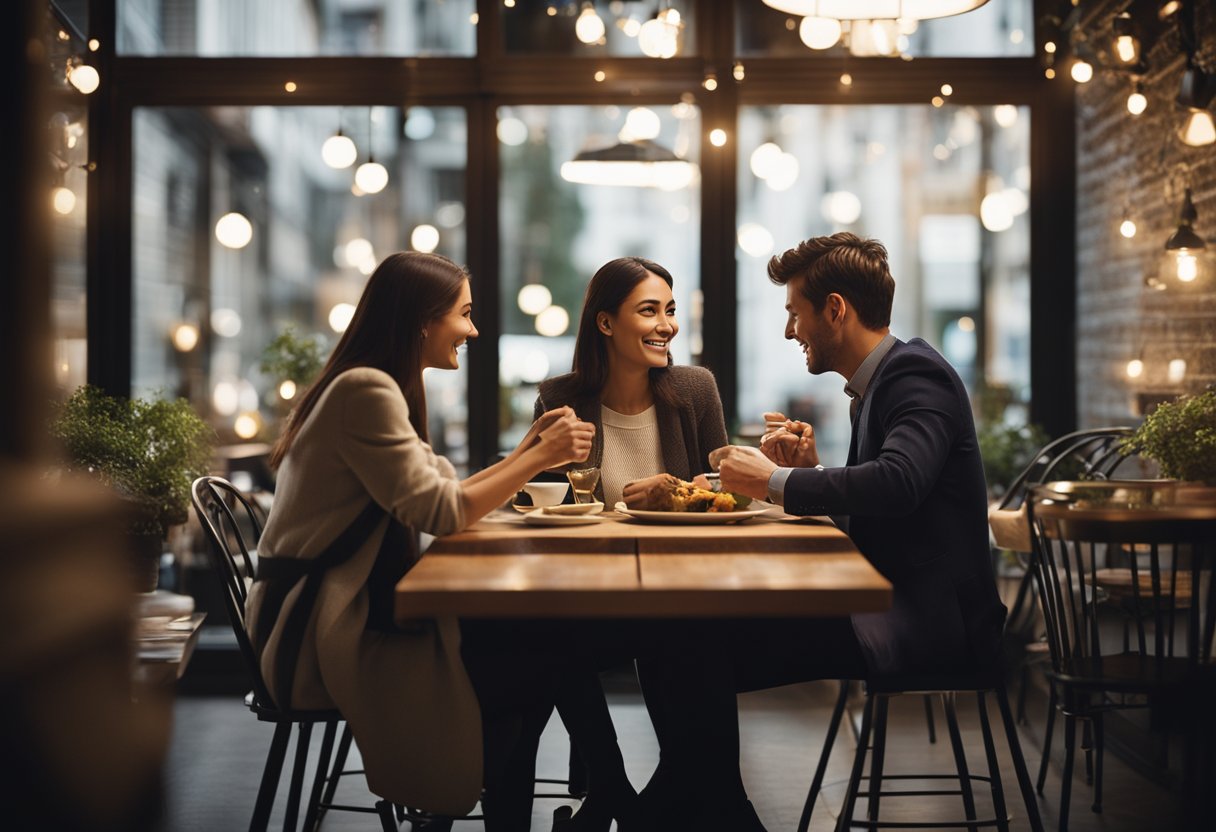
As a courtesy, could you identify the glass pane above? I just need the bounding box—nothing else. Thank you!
[503,1,696,56]
[118,0,476,56]
[498,103,701,451]
[737,0,1033,58]
[736,104,1030,465]
[132,105,469,468]
[49,110,89,394]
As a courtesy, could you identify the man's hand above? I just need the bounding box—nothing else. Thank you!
[621,474,679,510]
[711,445,777,501]
[758,411,820,468]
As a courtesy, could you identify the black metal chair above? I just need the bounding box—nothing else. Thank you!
[986,427,1135,797]
[193,475,581,831]
[798,667,1044,832]
[1026,480,1216,831]
[192,475,402,832]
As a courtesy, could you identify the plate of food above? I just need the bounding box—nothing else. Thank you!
[613,480,775,524]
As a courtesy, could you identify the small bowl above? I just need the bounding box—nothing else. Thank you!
[522,481,569,508]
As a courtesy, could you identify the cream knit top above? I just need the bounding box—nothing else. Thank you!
[599,404,664,506]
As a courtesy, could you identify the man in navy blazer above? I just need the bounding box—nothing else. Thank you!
[716,231,1007,681]
[636,233,1006,830]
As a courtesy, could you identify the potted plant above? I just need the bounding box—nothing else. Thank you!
[51,385,214,591]
[1123,388,1216,488]
[261,325,325,400]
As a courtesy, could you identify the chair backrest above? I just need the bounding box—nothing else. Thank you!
[1027,481,1216,677]
[995,427,1135,512]
[191,475,275,706]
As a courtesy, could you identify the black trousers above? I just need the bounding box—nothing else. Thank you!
[639,615,868,822]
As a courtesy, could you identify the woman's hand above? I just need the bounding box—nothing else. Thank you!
[622,474,680,510]
[533,410,595,469]
[512,406,573,459]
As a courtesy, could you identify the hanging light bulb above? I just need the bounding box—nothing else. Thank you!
[1125,358,1144,378]
[321,131,357,169]
[67,62,100,94]
[1070,59,1094,84]
[1126,82,1148,115]
[215,212,253,249]
[1163,188,1207,285]
[1180,110,1216,146]
[1112,13,1140,64]
[638,10,680,58]
[1120,218,1137,239]
[575,4,606,44]
[518,284,553,316]
[355,160,388,194]
[52,185,77,215]
[1176,64,1216,146]
[799,17,842,50]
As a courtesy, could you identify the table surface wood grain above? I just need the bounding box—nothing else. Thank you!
[396,511,892,619]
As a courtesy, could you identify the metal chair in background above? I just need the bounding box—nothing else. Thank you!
[192,475,396,832]
[1026,480,1216,831]
[987,428,1135,794]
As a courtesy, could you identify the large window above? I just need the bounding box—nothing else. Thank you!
[497,103,702,448]
[736,104,1031,463]
[118,0,476,56]
[131,105,470,463]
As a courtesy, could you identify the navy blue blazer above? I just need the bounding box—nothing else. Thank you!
[782,338,1006,679]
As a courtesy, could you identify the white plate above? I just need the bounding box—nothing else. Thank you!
[542,502,604,516]
[522,512,608,527]
[613,502,776,524]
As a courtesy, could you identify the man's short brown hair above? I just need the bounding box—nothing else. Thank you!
[767,232,895,330]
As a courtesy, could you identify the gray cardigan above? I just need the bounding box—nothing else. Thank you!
[534,365,729,499]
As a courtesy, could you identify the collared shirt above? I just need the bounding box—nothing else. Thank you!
[767,332,897,506]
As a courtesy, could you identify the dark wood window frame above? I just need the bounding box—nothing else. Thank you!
[85,0,1076,468]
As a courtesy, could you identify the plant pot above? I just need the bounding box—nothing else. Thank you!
[129,530,164,593]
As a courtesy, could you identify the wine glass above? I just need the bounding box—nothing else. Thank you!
[566,467,601,504]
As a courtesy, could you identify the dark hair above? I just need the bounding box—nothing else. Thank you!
[570,256,680,408]
[270,251,468,469]
[767,232,894,330]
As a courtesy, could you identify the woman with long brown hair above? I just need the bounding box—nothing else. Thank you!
[535,256,728,507]
[246,251,610,830]
[533,256,729,832]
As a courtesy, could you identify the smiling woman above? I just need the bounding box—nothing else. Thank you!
[535,256,727,508]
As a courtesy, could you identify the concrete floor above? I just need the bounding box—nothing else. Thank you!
[158,676,1178,831]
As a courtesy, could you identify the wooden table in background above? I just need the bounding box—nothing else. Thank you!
[396,511,891,620]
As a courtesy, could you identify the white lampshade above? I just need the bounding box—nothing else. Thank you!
[762,1,990,20]
[799,17,842,50]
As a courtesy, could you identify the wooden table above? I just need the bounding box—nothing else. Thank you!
[396,510,892,620]
[135,612,207,686]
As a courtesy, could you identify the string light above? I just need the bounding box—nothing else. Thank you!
[709,129,728,147]
[1127,83,1148,115]
[575,4,606,45]
[1070,60,1094,84]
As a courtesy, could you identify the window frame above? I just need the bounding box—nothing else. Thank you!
[85,0,1075,468]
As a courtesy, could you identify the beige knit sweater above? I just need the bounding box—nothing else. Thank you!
[245,367,482,815]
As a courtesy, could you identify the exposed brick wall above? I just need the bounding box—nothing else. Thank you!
[1075,1,1216,427]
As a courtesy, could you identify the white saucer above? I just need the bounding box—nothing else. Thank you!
[522,512,607,527]
[541,502,604,516]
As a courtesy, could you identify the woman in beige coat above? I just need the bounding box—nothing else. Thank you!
[246,251,608,830]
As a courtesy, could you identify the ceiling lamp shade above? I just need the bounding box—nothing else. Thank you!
[560,140,697,190]
[760,1,990,20]
[1164,188,1207,284]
